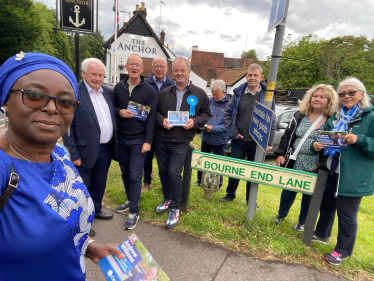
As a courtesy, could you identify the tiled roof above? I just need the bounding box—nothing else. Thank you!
[191,50,224,68]
[191,66,247,86]
[224,58,244,69]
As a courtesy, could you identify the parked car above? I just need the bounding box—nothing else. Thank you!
[224,104,298,157]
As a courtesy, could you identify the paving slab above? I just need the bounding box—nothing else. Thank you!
[85,207,348,281]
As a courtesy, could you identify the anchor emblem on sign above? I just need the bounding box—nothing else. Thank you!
[69,5,85,28]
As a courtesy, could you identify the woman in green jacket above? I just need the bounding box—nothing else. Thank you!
[313,77,374,265]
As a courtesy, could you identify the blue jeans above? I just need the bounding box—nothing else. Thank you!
[197,141,226,186]
[143,135,156,184]
[77,143,112,213]
[278,189,312,224]
[156,139,189,209]
[225,139,257,201]
[118,137,145,214]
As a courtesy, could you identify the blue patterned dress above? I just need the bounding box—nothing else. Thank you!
[0,145,94,281]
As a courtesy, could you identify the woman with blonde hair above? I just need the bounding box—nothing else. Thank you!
[313,77,374,265]
[274,84,337,231]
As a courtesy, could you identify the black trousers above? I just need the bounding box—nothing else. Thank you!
[315,173,362,256]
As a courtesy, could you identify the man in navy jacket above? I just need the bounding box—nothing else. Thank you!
[143,57,173,193]
[63,58,117,236]
[220,63,276,206]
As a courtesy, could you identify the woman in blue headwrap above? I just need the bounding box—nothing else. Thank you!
[0,52,125,281]
[312,77,374,266]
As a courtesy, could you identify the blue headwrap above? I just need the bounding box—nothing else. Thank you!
[0,52,78,109]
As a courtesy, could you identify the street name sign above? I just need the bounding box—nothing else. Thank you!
[191,151,317,194]
[249,101,273,152]
[268,0,287,32]
[60,0,94,32]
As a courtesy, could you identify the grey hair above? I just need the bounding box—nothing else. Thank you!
[152,57,167,67]
[172,57,190,71]
[81,58,106,73]
[336,77,370,113]
[247,63,263,74]
[127,54,143,66]
[211,79,226,92]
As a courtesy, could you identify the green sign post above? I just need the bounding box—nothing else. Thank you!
[181,150,328,246]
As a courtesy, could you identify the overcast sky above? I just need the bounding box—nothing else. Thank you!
[40,0,374,60]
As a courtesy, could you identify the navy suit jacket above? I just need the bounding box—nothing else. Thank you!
[63,81,117,169]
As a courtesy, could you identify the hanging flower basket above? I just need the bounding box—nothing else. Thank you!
[118,63,125,70]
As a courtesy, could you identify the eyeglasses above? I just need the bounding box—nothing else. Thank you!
[127,63,142,68]
[338,91,360,97]
[10,89,79,114]
[153,65,167,69]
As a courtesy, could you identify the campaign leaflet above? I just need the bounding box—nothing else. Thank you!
[127,101,150,122]
[99,233,170,281]
[317,130,348,149]
[168,111,189,126]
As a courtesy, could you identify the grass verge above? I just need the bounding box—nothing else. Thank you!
[104,135,374,280]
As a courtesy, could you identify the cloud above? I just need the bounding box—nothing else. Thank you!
[204,30,215,34]
[224,8,232,17]
[187,30,199,35]
[219,34,242,42]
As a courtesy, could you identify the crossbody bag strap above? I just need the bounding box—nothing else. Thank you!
[0,164,19,212]
[289,113,324,160]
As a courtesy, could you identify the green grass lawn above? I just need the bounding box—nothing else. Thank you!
[104,135,374,280]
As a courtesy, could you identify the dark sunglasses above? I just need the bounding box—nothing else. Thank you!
[10,89,79,114]
[338,91,360,98]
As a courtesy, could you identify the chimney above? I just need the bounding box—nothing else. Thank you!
[134,3,147,19]
[160,30,165,44]
[192,45,198,51]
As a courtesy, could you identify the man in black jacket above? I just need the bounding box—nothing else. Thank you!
[155,57,211,228]
[113,54,157,230]
[142,57,174,193]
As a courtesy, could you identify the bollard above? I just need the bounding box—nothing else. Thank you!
[302,169,329,246]
[180,146,194,212]
[200,172,220,199]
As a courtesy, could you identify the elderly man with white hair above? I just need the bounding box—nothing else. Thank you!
[192,79,231,188]
[63,58,118,236]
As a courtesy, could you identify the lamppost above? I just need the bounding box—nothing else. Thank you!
[120,10,131,21]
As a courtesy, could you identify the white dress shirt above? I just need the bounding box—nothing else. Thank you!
[84,81,113,144]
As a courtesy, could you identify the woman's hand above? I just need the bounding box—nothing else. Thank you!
[86,242,126,264]
[343,134,357,145]
[275,156,285,167]
[313,142,325,151]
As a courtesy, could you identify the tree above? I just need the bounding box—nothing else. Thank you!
[241,49,258,60]
[276,34,323,89]
[0,0,42,64]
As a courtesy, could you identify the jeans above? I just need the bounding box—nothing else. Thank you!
[197,141,226,187]
[118,137,145,214]
[315,173,362,256]
[143,135,157,184]
[156,139,189,209]
[278,189,312,224]
[225,139,257,202]
[77,142,112,213]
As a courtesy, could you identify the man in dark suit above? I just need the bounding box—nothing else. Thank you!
[63,58,117,236]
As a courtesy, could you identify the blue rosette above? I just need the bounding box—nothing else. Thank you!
[187,95,198,116]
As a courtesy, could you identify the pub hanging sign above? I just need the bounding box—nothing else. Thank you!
[59,0,94,33]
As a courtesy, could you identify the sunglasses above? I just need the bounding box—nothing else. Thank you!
[10,89,79,114]
[338,91,360,98]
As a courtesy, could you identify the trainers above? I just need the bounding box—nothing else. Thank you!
[124,213,139,230]
[115,201,130,213]
[220,196,234,203]
[293,222,305,232]
[166,209,180,228]
[156,200,171,214]
[192,181,200,186]
[141,183,152,194]
[273,215,285,225]
[312,232,329,244]
[325,251,348,266]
